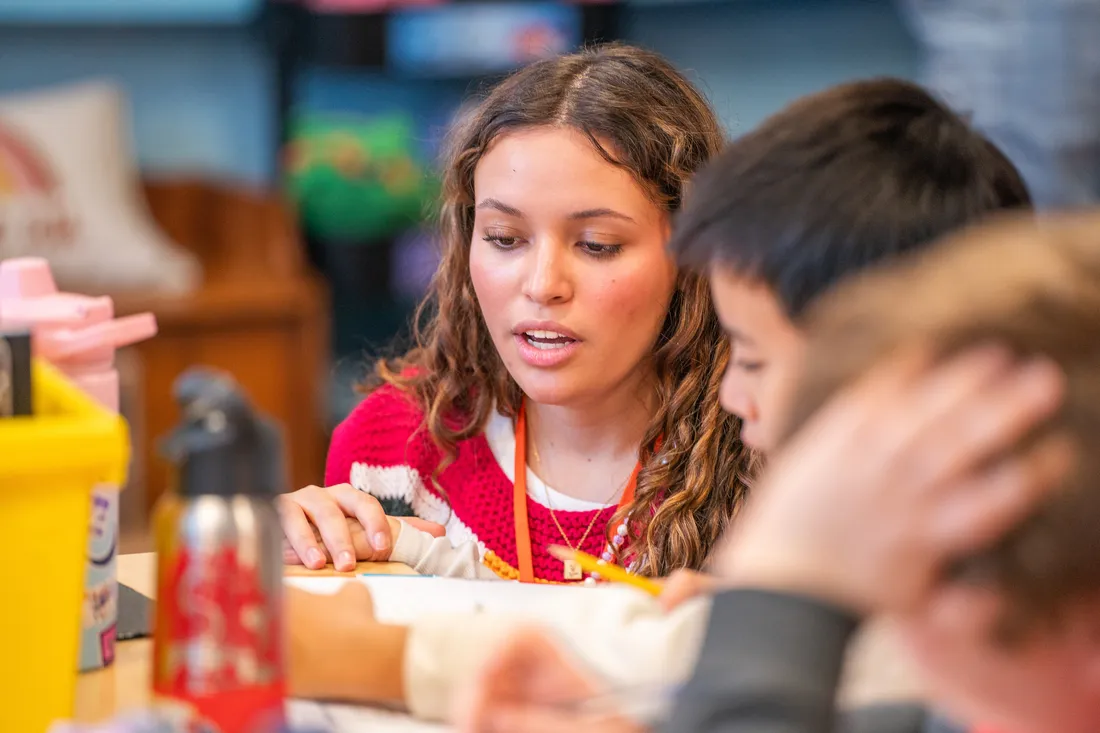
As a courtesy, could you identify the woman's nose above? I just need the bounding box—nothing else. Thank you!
[522,241,574,305]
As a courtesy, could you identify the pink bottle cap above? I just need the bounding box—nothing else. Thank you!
[0,257,157,367]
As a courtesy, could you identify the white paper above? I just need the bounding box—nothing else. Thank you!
[282,575,639,731]
[284,574,616,625]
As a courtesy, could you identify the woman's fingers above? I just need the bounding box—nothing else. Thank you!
[278,482,436,569]
[330,484,395,557]
[286,518,377,566]
[283,539,308,566]
[292,486,359,571]
[278,495,328,569]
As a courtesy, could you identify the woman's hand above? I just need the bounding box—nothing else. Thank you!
[278,483,444,571]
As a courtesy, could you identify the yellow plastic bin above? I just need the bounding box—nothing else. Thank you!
[0,360,130,733]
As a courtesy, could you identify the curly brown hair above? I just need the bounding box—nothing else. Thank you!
[369,43,753,576]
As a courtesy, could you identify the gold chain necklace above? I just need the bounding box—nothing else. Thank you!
[530,436,627,580]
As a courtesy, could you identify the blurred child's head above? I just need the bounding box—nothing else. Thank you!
[669,78,1032,452]
[783,212,1100,733]
[378,43,751,575]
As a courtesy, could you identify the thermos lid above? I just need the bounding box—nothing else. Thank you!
[160,368,285,497]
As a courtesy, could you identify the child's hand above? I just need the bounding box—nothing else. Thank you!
[658,570,718,612]
[457,628,645,733]
[716,346,1072,616]
[287,583,408,703]
[278,483,445,571]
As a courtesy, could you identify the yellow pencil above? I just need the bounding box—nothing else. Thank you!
[549,545,663,596]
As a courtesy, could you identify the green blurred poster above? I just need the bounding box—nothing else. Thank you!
[284,113,437,242]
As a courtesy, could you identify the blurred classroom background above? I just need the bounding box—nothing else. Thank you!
[0,0,1054,549]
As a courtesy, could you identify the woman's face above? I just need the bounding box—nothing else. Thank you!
[469,126,677,407]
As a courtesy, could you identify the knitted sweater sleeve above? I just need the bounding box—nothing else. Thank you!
[390,522,502,581]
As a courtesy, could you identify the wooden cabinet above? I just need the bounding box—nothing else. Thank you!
[114,179,330,530]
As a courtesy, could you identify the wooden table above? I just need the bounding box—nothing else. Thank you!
[74,554,415,723]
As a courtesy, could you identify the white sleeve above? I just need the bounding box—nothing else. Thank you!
[389,521,503,581]
[402,587,713,723]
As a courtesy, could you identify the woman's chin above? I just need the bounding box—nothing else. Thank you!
[511,369,590,407]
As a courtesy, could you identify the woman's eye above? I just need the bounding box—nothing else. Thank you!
[735,361,764,374]
[578,241,623,259]
[483,234,522,250]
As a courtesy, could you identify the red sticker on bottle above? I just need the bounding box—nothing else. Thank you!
[154,546,285,733]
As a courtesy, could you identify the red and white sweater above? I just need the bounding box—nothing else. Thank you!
[325,384,625,583]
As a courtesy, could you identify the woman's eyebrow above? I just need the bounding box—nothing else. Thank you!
[476,198,524,217]
[568,208,635,223]
[475,200,636,224]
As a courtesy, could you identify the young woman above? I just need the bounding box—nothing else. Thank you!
[279,43,753,584]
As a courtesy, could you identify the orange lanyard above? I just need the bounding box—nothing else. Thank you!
[512,402,642,583]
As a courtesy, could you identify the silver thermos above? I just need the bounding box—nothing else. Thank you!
[151,369,287,733]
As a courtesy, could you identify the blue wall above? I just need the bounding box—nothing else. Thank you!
[0,0,920,185]
[0,0,256,23]
[627,0,919,135]
[0,26,276,183]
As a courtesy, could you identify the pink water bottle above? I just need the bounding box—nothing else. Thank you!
[0,256,158,671]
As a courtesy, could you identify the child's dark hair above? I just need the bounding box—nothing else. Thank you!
[668,78,1033,318]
